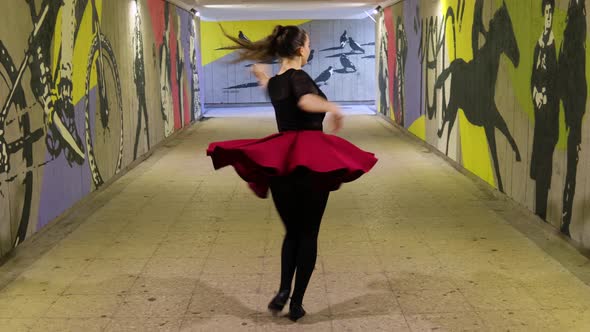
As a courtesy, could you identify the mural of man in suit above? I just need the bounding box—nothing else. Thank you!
[530,0,559,221]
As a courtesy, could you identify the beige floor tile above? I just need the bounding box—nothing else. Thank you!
[114,294,192,318]
[208,242,266,258]
[0,260,87,297]
[186,292,261,318]
[105,317,182,331]
[44,294,123,318]
[98,242,160,259]
[386,268,457,291]
[164,231,218,245]
[477,310,564,331]
[549,308,590,331]
[31,317,111,332]
[396,289,473,315]
[405,312,486,332]
[523,285,590,310]
[0,295,57,318]
[256,314,333,331]
[197,273,262,295]
[64,258,147,295]
[324,272,390,295]
[128,275,198,295]
[41,243,105,261]
[180,315,257,331]
[322,255,382,273]
[319,228,371,243]
[167,220,221,233]
[215,230,269,244]
[141,257,205,278]
[327,291,401,317]
[152,242,212,259]
[0,318,39,332]
[331,314,410,331]
[202,257,264,274]
[460,286,541,311]
[319,240,374,256]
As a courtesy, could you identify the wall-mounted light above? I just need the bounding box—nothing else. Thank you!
[372,5,382,15]
[130,0,138,16]
[190,8,200,17]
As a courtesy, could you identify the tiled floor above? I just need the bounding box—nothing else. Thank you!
[1,114,590,331]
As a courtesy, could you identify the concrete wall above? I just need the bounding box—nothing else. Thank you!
[201,18,376,105]
[377,0,590,248]
[0,0,203,257]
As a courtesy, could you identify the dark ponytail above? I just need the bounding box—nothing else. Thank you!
[219,24,307,63]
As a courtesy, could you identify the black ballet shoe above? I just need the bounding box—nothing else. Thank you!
[267,290,290,315]
[287,302,306,322]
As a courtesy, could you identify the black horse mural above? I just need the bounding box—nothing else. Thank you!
[435,1,521,193]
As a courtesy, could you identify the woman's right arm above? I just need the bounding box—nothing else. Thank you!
[297,94,340,114]
[291,70,344,132]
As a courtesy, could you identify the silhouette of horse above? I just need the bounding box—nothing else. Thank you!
[435,1,521,193]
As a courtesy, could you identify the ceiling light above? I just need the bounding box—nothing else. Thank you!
[203,3,369,9]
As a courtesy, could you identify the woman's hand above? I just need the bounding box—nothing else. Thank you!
[251,64,271,88]
[327,103,344,133]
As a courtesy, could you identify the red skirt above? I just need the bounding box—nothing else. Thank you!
[206,130,378,198]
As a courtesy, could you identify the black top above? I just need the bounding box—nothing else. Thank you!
[268,69,327,132]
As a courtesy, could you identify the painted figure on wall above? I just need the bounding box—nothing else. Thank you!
[160,2,174,137]
[133,0,150,160]
[435,1,521,193]
[189,19,201,121]
[378,13,390,117]
[393,15,407,126]
[176,14,186,128]
[559,0,586,236]
[530,0,559,221]
[472,0,488,57]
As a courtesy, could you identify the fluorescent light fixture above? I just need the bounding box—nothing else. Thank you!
[203,3,369,9]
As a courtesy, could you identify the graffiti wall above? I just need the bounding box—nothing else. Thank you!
[377,0,590,247]
[201,19,376,104]
[0,0,203,257]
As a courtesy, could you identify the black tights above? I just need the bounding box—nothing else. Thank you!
[269,173,329,305]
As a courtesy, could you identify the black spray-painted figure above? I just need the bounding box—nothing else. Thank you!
[340,30,348,48]
[176,15,185,128]
[472,0,488,57]
[530,0,559,221]
[394,16,407,126]
[559,0,586,236]
[159,2,174,137]
[435,1,521,193]
[378,14,390,117]
[133,0,150,160]
[339,54,356,72]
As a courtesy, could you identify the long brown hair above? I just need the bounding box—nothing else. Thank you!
[219,24,308,63]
